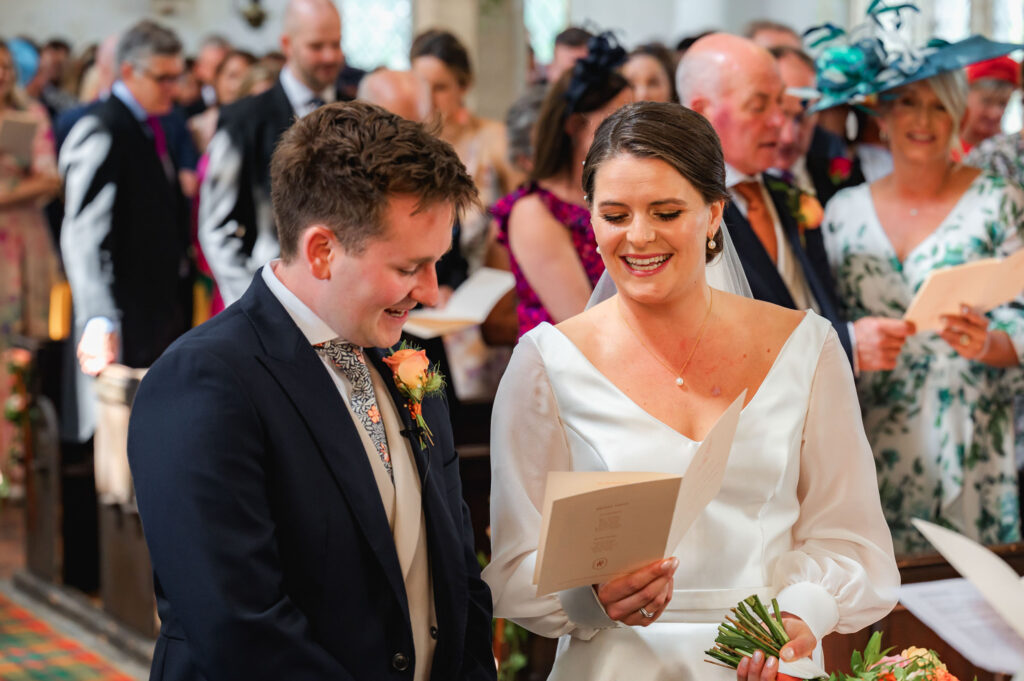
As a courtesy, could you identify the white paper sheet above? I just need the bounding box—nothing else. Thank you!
[911,519,1024,676]
[664,390,745,553]
[403,267,515,339]
[899,578,1024,674]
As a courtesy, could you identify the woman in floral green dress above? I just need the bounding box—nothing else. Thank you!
[823,73,1024,555]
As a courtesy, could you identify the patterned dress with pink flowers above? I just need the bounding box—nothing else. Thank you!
[492,182,605,338]
[0,100,59,497]
[0,101,60,342]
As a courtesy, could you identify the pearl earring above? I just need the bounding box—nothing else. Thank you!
[707,237,717,249]
[596,245,602,254]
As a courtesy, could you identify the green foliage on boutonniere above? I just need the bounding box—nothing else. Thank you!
[383,341,445,447]
[765,177,825,245]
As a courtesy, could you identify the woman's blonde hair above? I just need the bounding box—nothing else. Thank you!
[0,41,30,110]
[927,70,968,149]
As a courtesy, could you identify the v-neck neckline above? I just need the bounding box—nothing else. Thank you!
[542,313,811,444]
[865,176,980,268]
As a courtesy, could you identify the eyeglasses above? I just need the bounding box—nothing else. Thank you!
[142,68,183,86]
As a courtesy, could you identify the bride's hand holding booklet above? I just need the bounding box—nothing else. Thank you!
[531,391,745,596]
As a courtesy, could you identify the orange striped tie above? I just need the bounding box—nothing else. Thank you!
[734,181,778,263]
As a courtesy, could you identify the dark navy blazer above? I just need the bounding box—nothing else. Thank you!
[127,272,495,681]
[726,176,853,361]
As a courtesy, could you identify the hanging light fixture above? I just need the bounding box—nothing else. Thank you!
[238,0,268,28]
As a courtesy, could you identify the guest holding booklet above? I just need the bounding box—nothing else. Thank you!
[483,101,898,681]
[815,9,1024,555]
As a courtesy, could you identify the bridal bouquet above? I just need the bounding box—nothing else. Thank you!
[705,595,960,680]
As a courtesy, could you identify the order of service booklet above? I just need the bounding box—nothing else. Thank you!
[0,111,38,165]
[403,267,515,339]
[531,390,745,596]
[903,249,1024,333]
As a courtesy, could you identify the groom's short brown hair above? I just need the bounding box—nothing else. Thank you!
[271,101,479,260]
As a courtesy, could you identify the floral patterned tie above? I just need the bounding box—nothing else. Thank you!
[315,340,393,481]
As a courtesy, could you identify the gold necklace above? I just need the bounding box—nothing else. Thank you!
[617,289,714,389]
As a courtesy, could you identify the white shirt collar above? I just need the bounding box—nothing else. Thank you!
[111,81,147,122]
[261,261,340,346]
[725,162,758,189]
[201,83,217,107]
[279,66,335,115]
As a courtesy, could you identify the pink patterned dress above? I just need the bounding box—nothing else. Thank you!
[0,100,59,342]
[493,182,605,338]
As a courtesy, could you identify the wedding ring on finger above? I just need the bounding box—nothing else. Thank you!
[960,333,971,346]
[639,606,655,618]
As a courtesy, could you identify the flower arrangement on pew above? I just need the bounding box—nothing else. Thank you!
[705,595,960,680]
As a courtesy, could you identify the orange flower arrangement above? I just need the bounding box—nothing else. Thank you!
[382,342,445,448]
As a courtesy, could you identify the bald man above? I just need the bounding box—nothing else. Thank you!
[357,68,432,121]
[669,34,861,362]
[674,34,911,371]
[199,0,345,306]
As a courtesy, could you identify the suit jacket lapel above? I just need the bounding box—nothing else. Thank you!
[367,347,469,666]
[723,200,796,308]
[109,97,176,200]
[763,178,836,314]
[239,276,410,621]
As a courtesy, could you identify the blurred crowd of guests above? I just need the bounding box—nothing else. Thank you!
[3,3,1024,558]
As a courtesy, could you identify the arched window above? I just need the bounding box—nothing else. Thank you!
[524,0,569,65]
[340,0,413,70]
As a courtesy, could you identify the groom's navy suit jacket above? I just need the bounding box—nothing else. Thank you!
[127,271,495,681]
[726,176,853,361]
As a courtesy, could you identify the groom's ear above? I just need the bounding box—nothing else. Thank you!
[301,225,338,280]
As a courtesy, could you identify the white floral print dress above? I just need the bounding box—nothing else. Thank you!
[823,174,1024,554]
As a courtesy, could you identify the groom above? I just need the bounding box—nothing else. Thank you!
[127,102,495,681]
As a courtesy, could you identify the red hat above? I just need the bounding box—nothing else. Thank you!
[966,56,1020,87]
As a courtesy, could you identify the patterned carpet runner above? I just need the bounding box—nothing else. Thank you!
[0,592,135,680]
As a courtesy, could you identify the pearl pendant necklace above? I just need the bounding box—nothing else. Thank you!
[618,290,714,389]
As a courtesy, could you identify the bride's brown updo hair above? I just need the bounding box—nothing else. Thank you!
[581,101,729,262]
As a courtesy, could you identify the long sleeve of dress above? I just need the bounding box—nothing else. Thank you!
[773,330,900,642]
[482,335,617,640]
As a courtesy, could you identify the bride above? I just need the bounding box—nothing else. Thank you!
[482,102,899,680]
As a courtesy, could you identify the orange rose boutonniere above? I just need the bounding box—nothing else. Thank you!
[765,177,823,244]
[795,192,824,233]
[382,341,446,448]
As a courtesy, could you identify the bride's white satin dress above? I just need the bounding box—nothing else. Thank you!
[482,311,898,681]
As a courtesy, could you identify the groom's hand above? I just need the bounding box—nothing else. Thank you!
[595,557,678,627]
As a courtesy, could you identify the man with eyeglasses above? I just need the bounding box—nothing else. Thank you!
[767,45,865,206]
[59,19,193,442]
[199,0,347,308]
